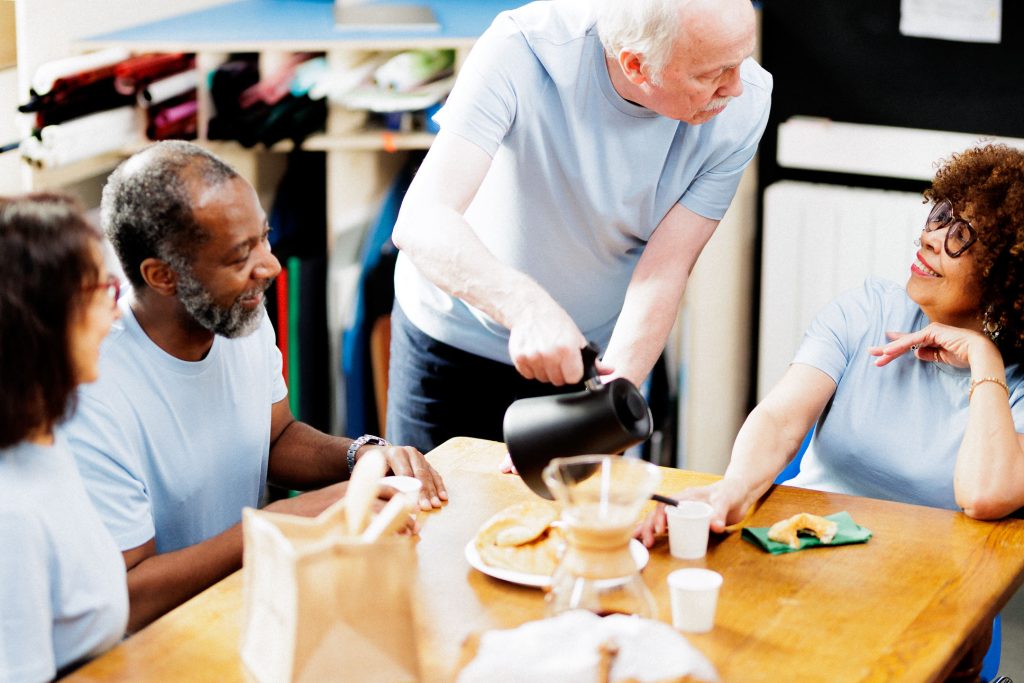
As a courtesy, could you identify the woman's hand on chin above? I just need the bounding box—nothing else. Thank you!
[868,323,999,369]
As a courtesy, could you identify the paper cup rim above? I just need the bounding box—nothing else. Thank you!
[667,568,723,590]
[379,475,423,494]
[665,500,713,519]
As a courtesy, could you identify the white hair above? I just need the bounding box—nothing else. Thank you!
[595,0,688,84]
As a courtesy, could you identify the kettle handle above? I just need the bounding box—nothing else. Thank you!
[581,341,601,384]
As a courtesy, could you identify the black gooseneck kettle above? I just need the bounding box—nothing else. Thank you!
[503,343,654,500]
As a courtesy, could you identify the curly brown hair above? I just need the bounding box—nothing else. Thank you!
[925,144,1024,364]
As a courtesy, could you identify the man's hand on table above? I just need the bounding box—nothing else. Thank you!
[363,444,448,510]
[635,478,752,547]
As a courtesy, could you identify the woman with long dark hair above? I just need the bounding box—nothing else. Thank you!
[0,193,127,681]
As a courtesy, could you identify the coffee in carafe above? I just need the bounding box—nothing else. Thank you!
[542,455,660,618]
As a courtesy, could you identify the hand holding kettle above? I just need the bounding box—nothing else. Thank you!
[500,344,615,475]
[506,292,589,385]
[503,343,654,498]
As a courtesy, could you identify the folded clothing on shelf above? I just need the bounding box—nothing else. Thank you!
[114,53,195,95]
[138,69,200,108]
[30,47,131,97]
[147,97,198,141]
[208,56,327,148]
[21,106,143,168]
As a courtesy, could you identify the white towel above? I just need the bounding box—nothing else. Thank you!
[138,69,199,108]
[32,48,132,95]
[26,106,142,168]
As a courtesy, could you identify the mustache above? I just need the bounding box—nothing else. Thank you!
[240,277,273,300]
[701,97,732,112]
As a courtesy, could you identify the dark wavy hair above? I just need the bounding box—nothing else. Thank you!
[925,144,1024,364]
[0,193,102,448]
[101,140,238,289]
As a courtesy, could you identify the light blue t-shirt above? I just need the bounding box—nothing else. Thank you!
[0,437,127,682]
[788,277,1024,510]
[64,300,287,554]
[393,0,773,363]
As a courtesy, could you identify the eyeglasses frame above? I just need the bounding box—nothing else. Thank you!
[85,274,121,308]
[924,199,978,258]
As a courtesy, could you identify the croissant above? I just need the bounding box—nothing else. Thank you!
[767,512,838,549]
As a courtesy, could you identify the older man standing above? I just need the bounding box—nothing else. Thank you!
[64,141,446,631]
[387,0,771,452]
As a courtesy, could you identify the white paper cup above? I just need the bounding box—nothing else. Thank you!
[665,501,713,559]
[379,475,422,514]
[667,568,723,633]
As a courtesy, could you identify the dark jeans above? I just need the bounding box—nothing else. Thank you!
[385,302,581,454]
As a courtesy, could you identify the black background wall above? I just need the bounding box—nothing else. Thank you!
[759,0,1024,189]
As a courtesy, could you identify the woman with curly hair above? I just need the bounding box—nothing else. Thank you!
[0,194,127,680]
[640,142,1024,530]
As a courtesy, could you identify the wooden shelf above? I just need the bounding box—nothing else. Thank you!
[25,150,129,189]
[303,130,435,151]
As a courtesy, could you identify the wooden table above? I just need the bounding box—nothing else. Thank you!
[64,437,1024,682]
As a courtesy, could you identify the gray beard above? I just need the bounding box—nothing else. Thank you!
[174,267,268,339]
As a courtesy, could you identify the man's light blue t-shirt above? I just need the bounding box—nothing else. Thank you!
[0,437,127,682]
[789,277,1024,510]
[64,300,287,554]
[394,0,773,363]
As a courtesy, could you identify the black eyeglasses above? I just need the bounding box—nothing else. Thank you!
[86,275,121,308]
[924,199,977,258]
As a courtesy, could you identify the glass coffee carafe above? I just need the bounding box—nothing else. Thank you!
[542,455,661,617]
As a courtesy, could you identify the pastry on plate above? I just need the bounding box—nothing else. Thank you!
[473,501,564,576]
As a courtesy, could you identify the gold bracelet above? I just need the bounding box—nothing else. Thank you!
[968,376,1010,401]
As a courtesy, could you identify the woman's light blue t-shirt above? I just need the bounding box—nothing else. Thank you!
[789,277,1024,510]
[0,437,128,681]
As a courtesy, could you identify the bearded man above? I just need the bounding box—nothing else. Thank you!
[64,141,446,631]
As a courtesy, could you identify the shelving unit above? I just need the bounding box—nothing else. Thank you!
[57,0,520,241]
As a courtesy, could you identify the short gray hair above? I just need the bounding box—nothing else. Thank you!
[596,0,687,84]
[101,141,239,289]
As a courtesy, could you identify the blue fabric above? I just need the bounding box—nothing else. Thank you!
[64,300,287,554]
[0,437,127,681]
[774,428,814,485]
[787,277,1024,510]
[393,0,772,364]
[341,167,412,437]
[982,614,1001,682]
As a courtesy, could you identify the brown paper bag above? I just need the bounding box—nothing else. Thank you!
[240,498,420,683]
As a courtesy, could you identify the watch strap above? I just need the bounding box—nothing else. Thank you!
[346,434,389,476]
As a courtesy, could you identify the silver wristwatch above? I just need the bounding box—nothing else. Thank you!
[347,434,389,476]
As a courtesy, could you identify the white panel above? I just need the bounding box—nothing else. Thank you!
[758,181,923,399]
[777,117,1024,181]
[677,159,758,474]
[759,183,806,404]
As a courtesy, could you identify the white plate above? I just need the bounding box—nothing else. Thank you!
[464,539,650,589]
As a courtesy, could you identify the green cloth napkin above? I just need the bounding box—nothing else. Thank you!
[742,511,872,554]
